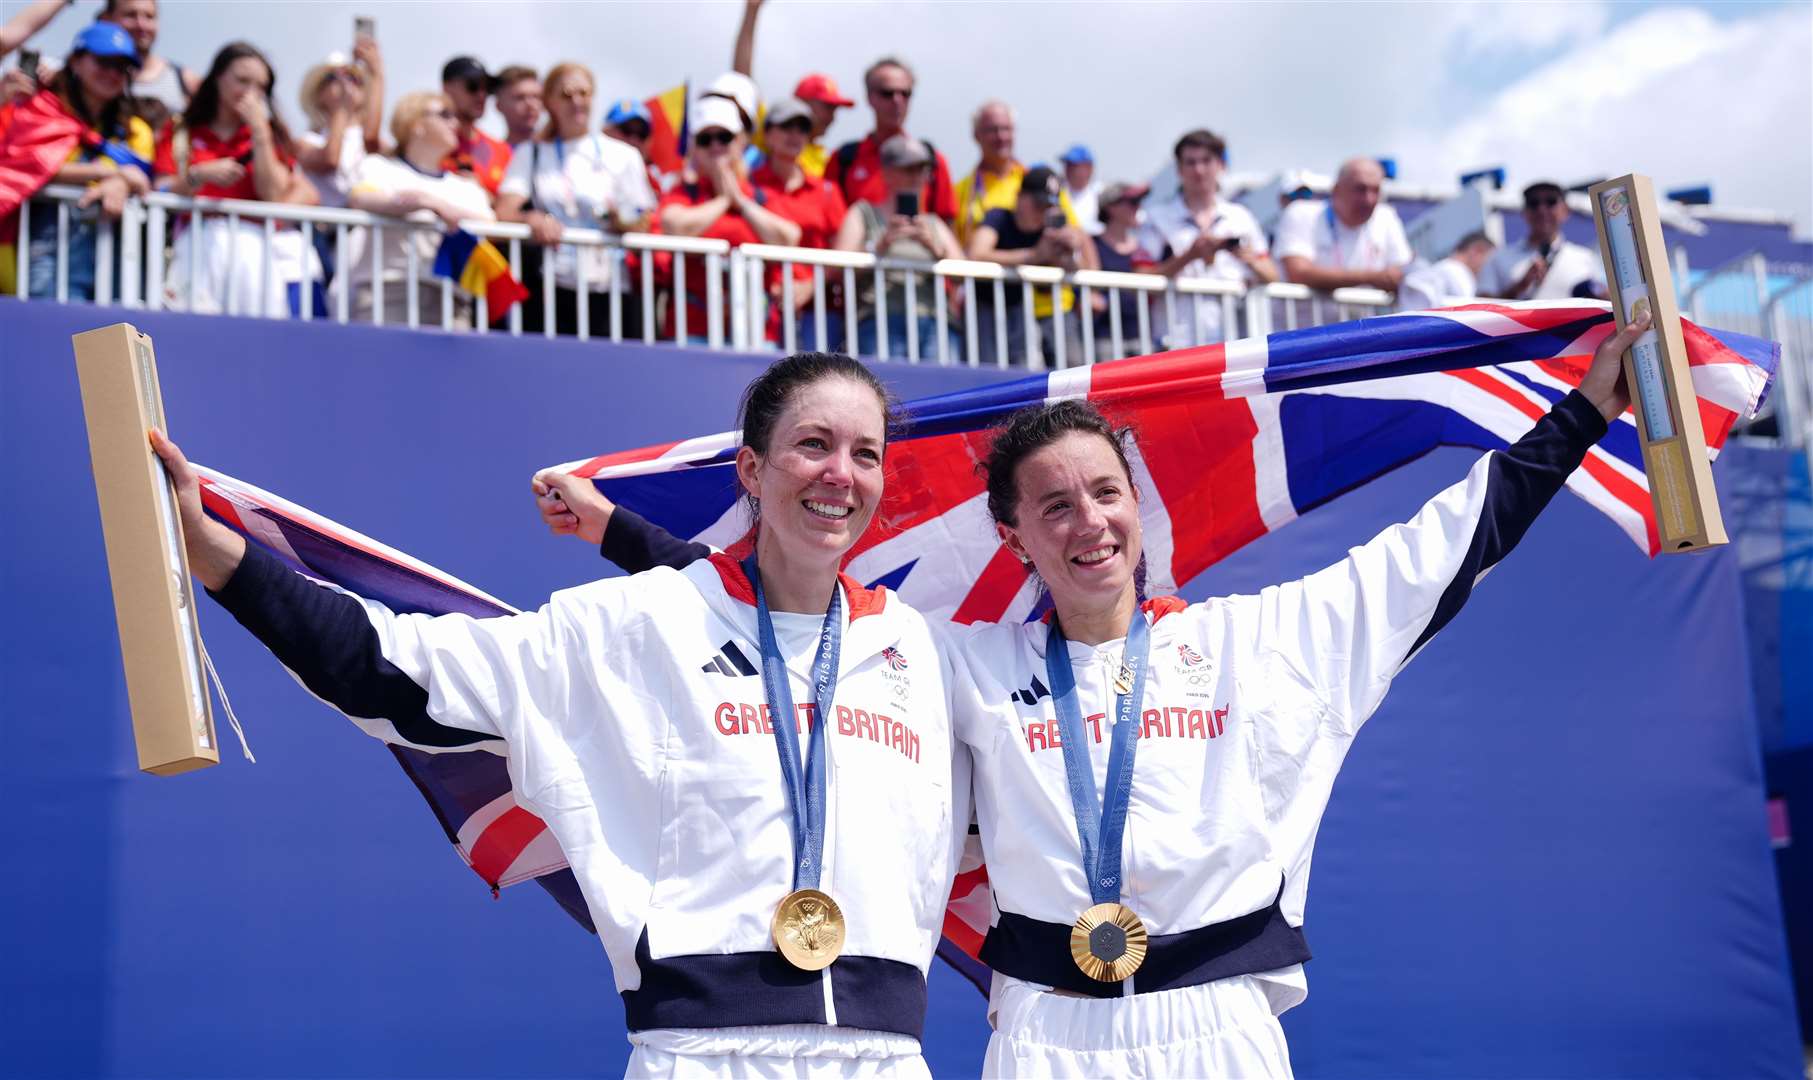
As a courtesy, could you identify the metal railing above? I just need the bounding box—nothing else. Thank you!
[10,184,1403,367]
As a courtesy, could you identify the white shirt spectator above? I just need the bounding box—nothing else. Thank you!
[1136,193,1268,345]
[1274,199,1412,276]
[341,155,495,321]
[1478,236,1605,300]
[1067,180,1103,236]
[296,124,369,210]
[498,133,656,290]
[1396,256,1478,312]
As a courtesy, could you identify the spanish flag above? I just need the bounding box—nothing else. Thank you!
[643,81,688,178]
[432,230,529,322]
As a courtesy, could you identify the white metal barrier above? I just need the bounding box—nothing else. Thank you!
[12,181,1805,450]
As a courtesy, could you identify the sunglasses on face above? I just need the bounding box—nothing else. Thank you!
[1527,196,1562,208]
[330,69,364,86]
[695,129,736,148]
[618,122,650,140]
[770,118,812,135]
[460,77,485,95]
[871,87,912,101]
[97,56,137,75]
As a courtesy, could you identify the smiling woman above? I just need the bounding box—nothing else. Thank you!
[151,351,966,1079]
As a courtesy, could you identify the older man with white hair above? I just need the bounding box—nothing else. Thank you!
[1274,157,1412,293]
[953,99,1075,246]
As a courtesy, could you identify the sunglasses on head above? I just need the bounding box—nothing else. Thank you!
[872,87,912,101]
[694,129,735,148]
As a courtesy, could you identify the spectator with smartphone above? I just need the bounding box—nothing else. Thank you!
[966,162,1098,366]
[951,100,1073,248]
[97,0,198,130]
[1090,181,1160,358]
[296,42,382,210]
[156,41,323,316]
[1478,181,1605,300]
[823,56,955,224]
[495,61,655,337]
[1059,144,1102,235]
[340,90,494,327]
[1138,128,1275,347]
[493,64,542,150]
[1274,156,1412,293]
[831,132,962,359]
[0,22,153,301]
[439,55,510,199]
[655,95,805,344]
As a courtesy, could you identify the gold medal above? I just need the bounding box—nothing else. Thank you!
[771,888,846,971]
[1070,901,1149,982]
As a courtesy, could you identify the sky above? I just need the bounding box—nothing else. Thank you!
[9,0,1811,236]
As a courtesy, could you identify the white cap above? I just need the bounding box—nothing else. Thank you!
[691,95,745,136]
[701,71,759,127]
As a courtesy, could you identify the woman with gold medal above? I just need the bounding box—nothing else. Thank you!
[544,315,1651,1076]
[151,353,967,1079]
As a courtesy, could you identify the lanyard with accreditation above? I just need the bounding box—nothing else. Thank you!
[1046,609,1155,982]
[743,551,850,971]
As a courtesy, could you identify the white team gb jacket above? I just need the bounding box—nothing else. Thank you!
[211,544,967,1040]
[945,390,1610,1008]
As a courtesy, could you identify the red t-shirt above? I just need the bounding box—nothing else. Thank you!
[750,162,847,252]
[822,131,956,223]
[153,123,294,201]
[654,175,762,339]
[444,127,511,197]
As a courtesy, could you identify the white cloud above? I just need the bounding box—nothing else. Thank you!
[1399,4,1812,232]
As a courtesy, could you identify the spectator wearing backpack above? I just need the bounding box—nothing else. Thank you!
[821,56,954,224]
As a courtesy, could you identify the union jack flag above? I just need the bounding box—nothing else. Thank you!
[193,301,1776,982]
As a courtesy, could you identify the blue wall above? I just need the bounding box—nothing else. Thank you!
[1,299,1801,1077]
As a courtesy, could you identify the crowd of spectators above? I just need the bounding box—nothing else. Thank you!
[0,0,1595,356]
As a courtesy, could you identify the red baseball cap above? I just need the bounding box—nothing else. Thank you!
[793,73,854,108]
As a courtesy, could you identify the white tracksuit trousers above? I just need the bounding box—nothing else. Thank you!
[627,1024,931,1079]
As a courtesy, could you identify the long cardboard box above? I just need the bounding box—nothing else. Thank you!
[72,323,218,775]
[1587,173,1727,552]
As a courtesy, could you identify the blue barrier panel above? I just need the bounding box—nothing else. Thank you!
[1,300,1800,1077]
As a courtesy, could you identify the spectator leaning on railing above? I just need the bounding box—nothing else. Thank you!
[0,22,152,301]
[440,55,509,200]
[749,96,846,346]
[966,162,1097,366]
[1089,180,1157,358]
[295,42,383,211]
[1397,229,1494,312]
[832,132,963,360]
[495,60,654,338]
[656,95,807,344]
[1479,181,1606,301]
[493,64,541,150]
[1138,128,1276,347]
[155,40,322,317]
[341,90,494,327]
[824,55,955,223]
[1274,156,1411,293]
[98,0,197,131]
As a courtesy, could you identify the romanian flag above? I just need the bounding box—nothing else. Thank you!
[643,81,688,179]
[432,230,529,321]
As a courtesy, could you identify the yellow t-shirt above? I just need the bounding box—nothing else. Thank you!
[954,161,1080,317]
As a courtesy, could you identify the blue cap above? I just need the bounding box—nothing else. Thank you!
[72,22,141,65]
[605,98,652,127]
[1058,144,1093,165]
